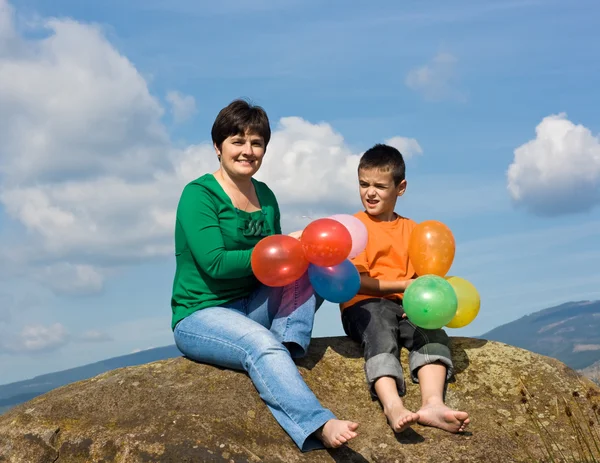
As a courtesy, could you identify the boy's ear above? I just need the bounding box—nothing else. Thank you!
[397,179,407,197]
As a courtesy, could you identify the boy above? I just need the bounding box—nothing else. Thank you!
[340,143,470,435]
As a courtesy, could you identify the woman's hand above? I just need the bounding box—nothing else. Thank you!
[288,230,303,240]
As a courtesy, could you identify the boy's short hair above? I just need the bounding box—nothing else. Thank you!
[211,99,271,150]
[358,144,406,185]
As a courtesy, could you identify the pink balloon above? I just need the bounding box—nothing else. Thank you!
[329,214,368,258]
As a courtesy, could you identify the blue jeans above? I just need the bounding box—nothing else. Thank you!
[173,273,334,451]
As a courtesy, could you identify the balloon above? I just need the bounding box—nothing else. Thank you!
[301,218,352,267]
[403,275,458,330]
[307,260,361,303]
[408,220,455,277]
[444,276,481,328]
[329,214,368,259]
[251,235,309,287]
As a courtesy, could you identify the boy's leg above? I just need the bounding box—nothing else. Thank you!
[245,271,323,358]
[174,307,358,451]
[398,316,470,433]
[342,298,419,433]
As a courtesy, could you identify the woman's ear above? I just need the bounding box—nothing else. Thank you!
[214,142,221,162]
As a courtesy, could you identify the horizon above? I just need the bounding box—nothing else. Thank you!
[1,298,598,387]
[1,0,599,384]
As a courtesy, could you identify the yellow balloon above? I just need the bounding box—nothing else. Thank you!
[444,276,480,328]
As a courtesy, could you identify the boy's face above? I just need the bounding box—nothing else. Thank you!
[358,168,407,220]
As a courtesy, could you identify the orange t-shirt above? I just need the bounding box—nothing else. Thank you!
[340,211,417,310]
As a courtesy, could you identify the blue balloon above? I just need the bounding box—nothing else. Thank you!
[308,259,361,303]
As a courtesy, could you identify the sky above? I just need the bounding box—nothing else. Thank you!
[0,0,599,384]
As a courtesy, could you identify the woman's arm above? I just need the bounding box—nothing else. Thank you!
[177,183,253,279]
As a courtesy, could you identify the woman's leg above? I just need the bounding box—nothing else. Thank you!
[174,307,354,451]
[245,272,323,358]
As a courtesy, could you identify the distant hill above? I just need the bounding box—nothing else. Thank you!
[579,360,600,386]
[0,345,181,415]
[481,300,600,370]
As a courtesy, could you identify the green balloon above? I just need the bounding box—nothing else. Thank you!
[403,275,458,329]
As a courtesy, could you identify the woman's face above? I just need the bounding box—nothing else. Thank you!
[215,131,266,178]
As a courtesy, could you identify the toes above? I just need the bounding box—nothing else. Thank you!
[342,430,356,440]
[349,422,359,431]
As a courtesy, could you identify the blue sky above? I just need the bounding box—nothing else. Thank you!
[1,0,599,384]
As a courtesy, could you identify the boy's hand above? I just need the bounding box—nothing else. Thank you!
[288,230,303,240]
[403,279,416,291]
[401,279,416,318]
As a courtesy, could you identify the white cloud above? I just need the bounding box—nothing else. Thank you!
[0,16,169,186]
[255,117,361,208]
[33,263,105,296]
[405,52,463,102]
[384,136,423,158]
[0,322,69,353]
[77,330,113,343]
[166,90,197,123]
[507,113,600,216]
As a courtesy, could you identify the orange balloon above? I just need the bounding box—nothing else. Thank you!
[251,235,309,287]
[408,220,455,277]
[301,218,352,267]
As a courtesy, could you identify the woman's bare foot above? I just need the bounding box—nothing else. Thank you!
[384,399,420,433]
[417,402,470,433]
[316,419,359,448]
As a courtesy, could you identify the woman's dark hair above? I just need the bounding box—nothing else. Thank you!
[211,99,271,150]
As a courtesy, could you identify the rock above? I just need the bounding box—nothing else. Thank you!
[1,337,599,462]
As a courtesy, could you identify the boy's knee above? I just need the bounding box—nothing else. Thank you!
[412,327,450,352]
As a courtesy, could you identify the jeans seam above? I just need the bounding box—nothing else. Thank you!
[407,320,431,363]
[175,327,313,437]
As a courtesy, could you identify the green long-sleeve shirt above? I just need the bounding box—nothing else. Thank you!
[171,173,282,330]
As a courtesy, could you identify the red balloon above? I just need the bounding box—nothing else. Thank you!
[301,218,352,267]
[251,235,309,287]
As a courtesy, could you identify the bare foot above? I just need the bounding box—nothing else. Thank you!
[384,400,420,433]
[316,419,359,448]
[417,403,470,433]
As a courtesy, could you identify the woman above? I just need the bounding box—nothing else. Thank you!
[171,99,359,451]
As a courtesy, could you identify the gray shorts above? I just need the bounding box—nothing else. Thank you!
[342,297,454,399]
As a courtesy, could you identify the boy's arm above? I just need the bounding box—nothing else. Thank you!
[358,273,415,296]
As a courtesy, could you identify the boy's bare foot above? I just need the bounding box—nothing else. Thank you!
[417,403,470,433]
[316,419,359,448]
[384,400,420,433]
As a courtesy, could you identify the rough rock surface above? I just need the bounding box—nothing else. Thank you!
[1,336,599,462]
